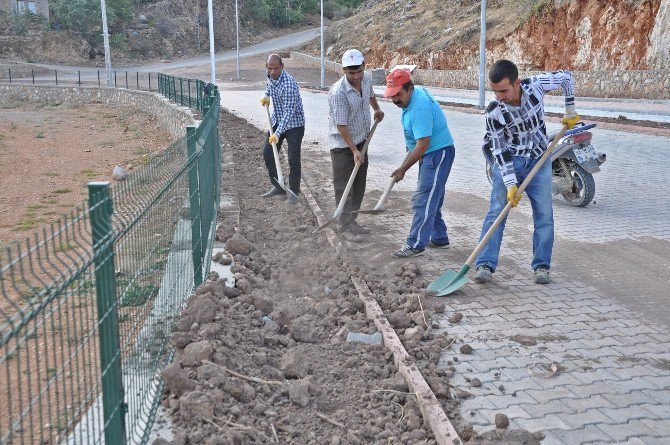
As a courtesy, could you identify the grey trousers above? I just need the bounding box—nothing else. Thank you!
[330,140,368,231]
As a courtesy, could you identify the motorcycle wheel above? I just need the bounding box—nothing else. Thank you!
[561,162,595,207]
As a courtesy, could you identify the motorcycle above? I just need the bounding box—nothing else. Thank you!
[484,123,606,207]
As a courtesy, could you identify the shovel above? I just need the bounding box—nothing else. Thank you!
[264,104,297,200]
[427,124,568,297]
[354,176,397,215]
[313,120,379,233]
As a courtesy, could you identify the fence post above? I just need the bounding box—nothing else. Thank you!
[179,78,184,106]
[186,128,203,287]
[114,71,117,88]
[136,72,139,90]
[88,182,127,445]
[125,71,128,89]
[98,70,101,87]
[78,70,81,85]
[8,68,11,83]
[149,73,152,92]
[187,79,191,109]
[55,70,58,85]
[32,69,34,84]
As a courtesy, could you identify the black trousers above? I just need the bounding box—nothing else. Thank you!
[330,140,368,230]
[263,125,304,194]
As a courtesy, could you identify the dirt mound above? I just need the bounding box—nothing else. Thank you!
[155,111,542,444]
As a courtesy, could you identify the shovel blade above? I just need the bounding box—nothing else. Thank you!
[427,265,471,297]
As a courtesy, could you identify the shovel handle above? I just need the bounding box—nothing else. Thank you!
[333,120,379,216]
[374,176,397,210]
[464,124,568,268]
[264,104,285,188]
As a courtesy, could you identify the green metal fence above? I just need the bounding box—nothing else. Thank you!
[0,76,221,444]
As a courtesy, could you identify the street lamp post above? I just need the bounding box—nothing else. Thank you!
[100,0,112,87]
[478,0,487,109]
[235,0,240,79]
[208,0,216,85]
[320,0,325,88]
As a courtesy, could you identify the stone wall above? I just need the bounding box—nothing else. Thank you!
[411,69,670,100]
[0,84,196,138]
[292,51,670,99]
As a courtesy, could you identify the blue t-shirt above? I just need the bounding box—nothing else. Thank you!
[401,87,454,154]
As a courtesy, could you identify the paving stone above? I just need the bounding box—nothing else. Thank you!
[609,366,663,380]
[638,403,670,420]
[557,408,614,429]
[602,391,660,407]
[514,415,571,432]
[518,399,573,417]
[526,386,577,404]
[641,418,670,436]
[553,425,614,443]
[559,394,616,412]
[596,420,658,442]
[598,405,658,423]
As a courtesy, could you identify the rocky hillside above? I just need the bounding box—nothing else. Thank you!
[314,0,670,71]
[1,0,668,70]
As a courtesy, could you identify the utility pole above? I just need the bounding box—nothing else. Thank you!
[320,0,324,88]
[100,0,112,87]
[236,0,240,79]
[208,0,215,84]
[478,0,487,109]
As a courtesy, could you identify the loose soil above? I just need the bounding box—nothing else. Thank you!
[152,111,544,444]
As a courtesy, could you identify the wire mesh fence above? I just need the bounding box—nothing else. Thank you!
[0,76,221,444]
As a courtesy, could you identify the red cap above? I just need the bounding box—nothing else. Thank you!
[383,69,411,97]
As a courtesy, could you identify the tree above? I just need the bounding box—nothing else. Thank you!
[50,0,132,42]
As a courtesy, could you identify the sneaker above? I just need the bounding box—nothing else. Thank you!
[341,230,363,243]
[285,192,298,205]
[261,186,286,198]
[534,266,551,284]
[429,240,450,248]
[349,221,371,235]
[474,265,493,283]
[392,244,424,258]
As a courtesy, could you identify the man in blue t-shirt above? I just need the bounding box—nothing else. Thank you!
[384,69,456,258]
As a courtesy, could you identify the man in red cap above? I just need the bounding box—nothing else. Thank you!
[328,49,384,242]
[384,69,456,258]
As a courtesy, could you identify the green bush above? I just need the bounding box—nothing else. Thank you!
[50,0,133,42]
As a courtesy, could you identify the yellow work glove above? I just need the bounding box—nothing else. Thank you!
[260,96,271,107]
[268,134,279,145]
[561,113,581,129]
[507,185,522,207]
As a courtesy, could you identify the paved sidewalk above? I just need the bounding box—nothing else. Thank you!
[220,89,670,444]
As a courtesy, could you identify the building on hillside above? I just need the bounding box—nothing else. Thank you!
[3,0,50,20]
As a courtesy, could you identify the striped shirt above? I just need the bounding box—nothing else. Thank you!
[483,70,575,188]
[328,71,375,149]
[265,70,305,138]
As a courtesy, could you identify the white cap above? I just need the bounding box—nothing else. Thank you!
[342,49,365,68]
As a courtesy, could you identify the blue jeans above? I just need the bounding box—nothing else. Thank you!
[475,155,554,271]
[406,147,455,250]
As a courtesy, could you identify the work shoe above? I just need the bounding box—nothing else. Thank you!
[261,186,286,198]
[474,265,493,283]
[285,192,298,205]
[534,266,551,284]
[392,244,424,258]
[349,221,371,235]
[341,230,364,243]
[429,240,450,248]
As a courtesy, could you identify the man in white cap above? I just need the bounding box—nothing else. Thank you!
[327,48,384,242]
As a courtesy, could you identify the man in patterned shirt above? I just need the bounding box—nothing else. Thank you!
[328,48,384,242]
[474,59,580,285]
[260,53,306,204]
